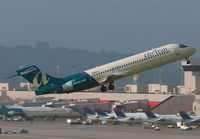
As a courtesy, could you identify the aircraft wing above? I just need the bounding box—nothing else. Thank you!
[157,117,166,121]
[125,114,135,120]
[190,118,200,123]
[128,116,135,121]
[149,117,166,123]
[99,71,129,84]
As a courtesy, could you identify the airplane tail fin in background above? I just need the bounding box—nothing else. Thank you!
[83,107,96,115]
[179,111,191,120]
[94,107,108,116]
[144,110,157,119]
[113,108,127,118]
[7,65,59,89]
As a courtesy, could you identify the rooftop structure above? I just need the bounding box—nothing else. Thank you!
[181,61,200,94]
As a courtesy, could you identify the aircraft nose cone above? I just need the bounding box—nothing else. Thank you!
[191,47,196,54]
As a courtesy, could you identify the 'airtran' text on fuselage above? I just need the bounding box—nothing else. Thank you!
[144,48,170,59]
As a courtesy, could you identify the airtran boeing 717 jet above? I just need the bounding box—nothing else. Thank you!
[7,43,196,95]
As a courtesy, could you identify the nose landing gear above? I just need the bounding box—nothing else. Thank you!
[185,58,191,64]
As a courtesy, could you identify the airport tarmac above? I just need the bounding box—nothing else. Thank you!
[0,121,200,139]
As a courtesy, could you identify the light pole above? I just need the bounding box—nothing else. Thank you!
[19,65,23,84]
[159,67,162,93]
[72,66,75,74]
[180,66,183,85]
[56,66,60,78]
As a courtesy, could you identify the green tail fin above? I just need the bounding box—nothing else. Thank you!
[16,65,58,89]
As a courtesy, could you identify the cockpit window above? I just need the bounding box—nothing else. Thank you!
[179,44,188,48]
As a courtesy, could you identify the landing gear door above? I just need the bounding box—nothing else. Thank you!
[174,48,180,55]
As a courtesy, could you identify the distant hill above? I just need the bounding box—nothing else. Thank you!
[0,42,199,87]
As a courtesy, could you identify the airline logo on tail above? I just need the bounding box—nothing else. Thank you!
[113,108,127,118]
[83,107,96,115]
[33,72,50,88]
[179,111,191,120]
[144,110,166,122]
[94,108,107,116]
[144,110,157,119]
[18,66,50,88]
[178,111,200,123]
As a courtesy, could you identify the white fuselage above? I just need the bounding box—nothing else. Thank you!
[85,43,196,85]
[10,106,80,117]
[126,112,182,124]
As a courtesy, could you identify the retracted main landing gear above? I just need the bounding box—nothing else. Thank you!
[108,82,115,90]
[100,82,115,92]
[185,57,191,64]
[100,85,107,92]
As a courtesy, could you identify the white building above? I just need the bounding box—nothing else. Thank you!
[148,84,177,94]
[0,83,9,90]
[148,84,167,94]
[193,99,200,116]
[20,82,34,91]
[124,84,148,93]
[125,84,138,93]
[125,84,176,94]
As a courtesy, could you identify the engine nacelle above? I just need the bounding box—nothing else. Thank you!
[61,75,91,92]
[62,81,74,91]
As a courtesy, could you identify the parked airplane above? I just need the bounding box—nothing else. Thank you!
[116,110,181,125]
[7,43,196,95]
[0,105,81,120]
[156,114,182,125]
[144,110,183,125]
[179,111,200,123]
[113,109,180,125]
[94,107,115,119]
[21,106,81,119]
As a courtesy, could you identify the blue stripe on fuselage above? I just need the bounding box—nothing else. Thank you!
[82,72,100,86]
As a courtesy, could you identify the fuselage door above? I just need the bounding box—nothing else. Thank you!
[174,48,180,55]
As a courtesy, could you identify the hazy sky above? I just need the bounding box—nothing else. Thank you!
[0,0,199,56]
